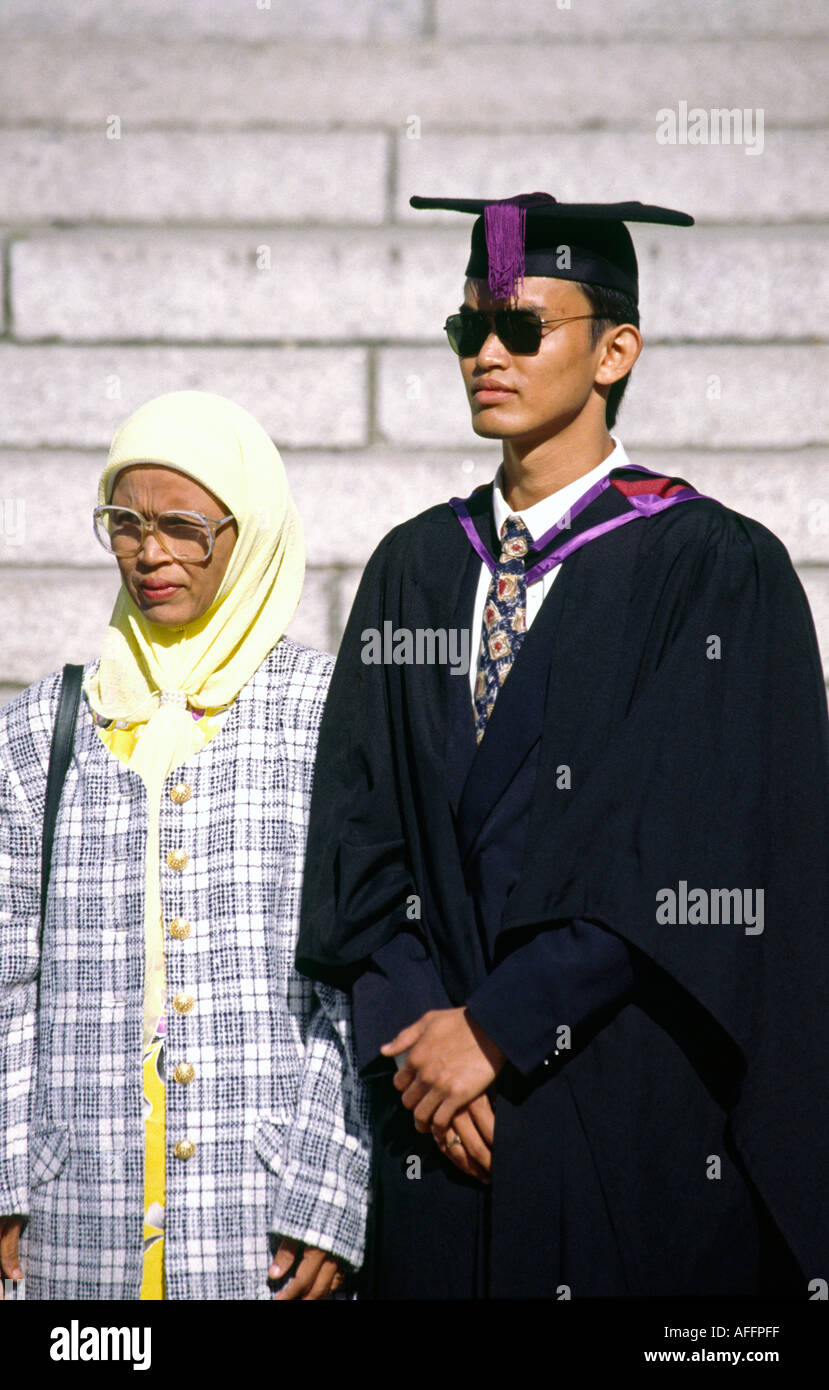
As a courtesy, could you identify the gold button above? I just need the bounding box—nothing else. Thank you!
[173,1139,195,1161]
[166,848,189,871]
[173,1062,195,1085]
[170,782,192,805]
[169,918,191,940]
[172,992,194,1015]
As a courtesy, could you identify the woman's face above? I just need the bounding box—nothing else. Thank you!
[109,465,238,628]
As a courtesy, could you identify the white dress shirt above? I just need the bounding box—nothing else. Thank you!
[468,436,632,699]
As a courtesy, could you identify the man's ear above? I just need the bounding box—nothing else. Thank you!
[595,324,642,386]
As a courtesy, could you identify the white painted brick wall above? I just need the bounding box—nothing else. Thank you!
[1,0,427,42]
[397,132,829,223]
[376,346,829,448]
[0,132,388,225]
[0,0,827,703]
[4,38,828,129]
[0,346,368,447]
[4,0,826,41]
[10,227,829,343]
[10,230,469,342]
[435,0,829,39]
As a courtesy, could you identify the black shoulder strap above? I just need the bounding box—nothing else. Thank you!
[41,663,84,932]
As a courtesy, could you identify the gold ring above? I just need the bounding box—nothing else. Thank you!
[447,1133,463,1149]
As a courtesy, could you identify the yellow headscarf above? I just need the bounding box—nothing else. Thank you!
[84,390,305,1046]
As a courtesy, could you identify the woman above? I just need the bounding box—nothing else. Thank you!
[0,390,371,1300]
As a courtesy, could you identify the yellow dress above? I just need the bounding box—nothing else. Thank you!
[141,1013,167,1299]
[94,705,228,1300]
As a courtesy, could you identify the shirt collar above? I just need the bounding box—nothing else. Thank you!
[492,436,630,544]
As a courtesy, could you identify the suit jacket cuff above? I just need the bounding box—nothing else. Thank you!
[466,918,634,1078]
[352,929,452,1076]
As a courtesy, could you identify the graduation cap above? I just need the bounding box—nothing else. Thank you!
[409,192,694,303]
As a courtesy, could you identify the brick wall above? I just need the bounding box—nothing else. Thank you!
[1,0,828,703]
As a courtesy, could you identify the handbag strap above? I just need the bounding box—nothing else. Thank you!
[40,663,84,933]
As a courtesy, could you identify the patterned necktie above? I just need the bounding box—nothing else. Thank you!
[473,515,531,743]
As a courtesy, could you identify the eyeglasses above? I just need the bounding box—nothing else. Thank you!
[93,505,235,562]
[443,309,600,357]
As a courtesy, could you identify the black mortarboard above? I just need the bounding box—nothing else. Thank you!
[409,192,694,303]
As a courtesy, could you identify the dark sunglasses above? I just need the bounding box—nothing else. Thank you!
[443,309,599,357]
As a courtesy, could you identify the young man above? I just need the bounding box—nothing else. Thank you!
[297,192,829,1298]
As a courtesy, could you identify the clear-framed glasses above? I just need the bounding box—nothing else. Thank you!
[93,505,235,562]
[443,309,600,357]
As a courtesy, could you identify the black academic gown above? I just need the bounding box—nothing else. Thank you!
[297,470,829,1299]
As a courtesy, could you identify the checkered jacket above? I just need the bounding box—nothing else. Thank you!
[0,637,372,1300]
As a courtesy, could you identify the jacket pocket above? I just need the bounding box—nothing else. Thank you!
[28,1125,70,1189]
[253,1113,290,1176]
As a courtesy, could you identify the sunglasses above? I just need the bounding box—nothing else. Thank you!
[443,309,600,357]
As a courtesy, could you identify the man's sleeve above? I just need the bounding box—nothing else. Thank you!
[297,531,420,979]
[465,920,634,1077]
[351,928,452,1075]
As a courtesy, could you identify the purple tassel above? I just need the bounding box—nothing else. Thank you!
[484,200,527,300]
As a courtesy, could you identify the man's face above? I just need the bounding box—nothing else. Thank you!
[457,276,615,445]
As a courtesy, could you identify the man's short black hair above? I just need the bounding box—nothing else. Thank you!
[575,281,640,430]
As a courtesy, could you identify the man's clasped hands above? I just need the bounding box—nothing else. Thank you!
[381,1006,506,1183]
